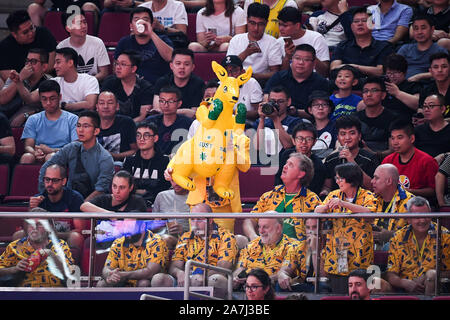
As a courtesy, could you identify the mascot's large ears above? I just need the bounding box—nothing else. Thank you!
[237,66,252,87]
[212,61,228,82]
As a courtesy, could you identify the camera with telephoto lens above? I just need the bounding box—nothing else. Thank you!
[261,101,280,116]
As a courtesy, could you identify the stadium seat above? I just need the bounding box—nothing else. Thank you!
[187,13,197,43]
[377,295,420,300]
[347,0,377,6]
[239,166,277,204]
[43,11,96,42]
[107,50,115,75]
[374,250,388,270]
[0,165,9,199]
[97,12,131,47]
[193,52,227,82]
[320,296,351,300]
[0,217,24,242]
[11,127,24,159]
[2,164,41,204]
[81,238,109,276]
[433,296,450,300]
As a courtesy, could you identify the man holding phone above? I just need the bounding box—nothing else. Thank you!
[227,3,282,84]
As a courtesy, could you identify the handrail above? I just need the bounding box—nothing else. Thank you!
[140,293,171,300]
[184,260,233,300]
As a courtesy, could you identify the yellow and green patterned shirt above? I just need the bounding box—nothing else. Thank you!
[251,185,322,241]
[238,234,301,276]
[105,230,168,286]
[0,238,74,287]
[322,188,377,276]
[281,239,309,279]
[387,223,450,280]
[172,225,237,272]
[373,185,415,232]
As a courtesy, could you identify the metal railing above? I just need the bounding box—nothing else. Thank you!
[1,211,449,298]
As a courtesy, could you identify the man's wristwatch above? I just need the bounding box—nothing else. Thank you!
[61,102,66,110]
[24,112,30,119]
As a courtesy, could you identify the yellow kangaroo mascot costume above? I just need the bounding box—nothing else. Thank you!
[168,61,252,231]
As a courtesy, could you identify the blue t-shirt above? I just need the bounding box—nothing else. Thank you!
[330,93,362,122]
[397,43,448,79]
[21,110,78,148]
[114,34,173,84]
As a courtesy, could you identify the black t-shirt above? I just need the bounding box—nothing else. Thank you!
[332,38,394,67]
[50,0,101,10]
[90,194,147,212]
[324,148,379,190]
[153,73,205,110]
[97,115,137,154]
[101,75,154,119]
[417,6,450,32]
[145,114,193,156]
[0,113,12,139]
[0,27,57,72]
[383,80,422,122]
[419,82,450,117]
[414,123,450,157]
[274,147,326,195]
[356,108,396,152]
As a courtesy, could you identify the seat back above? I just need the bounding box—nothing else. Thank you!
[0,165,9,198]
[193,52,226,82]
[97,12,131,47]
[43,11,96,43]
[187,13,197,42]
[377,295,420,300]
[11,127,24,159]
[320,296,351,300]
[239,166,277,205]
[3,164,41,203]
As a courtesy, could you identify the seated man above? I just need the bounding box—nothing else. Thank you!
[274,122,327,196]
[382,119,439,200]
[57,10,110,82]
[244,153,322,241]
[80,170,147,213]
[123,121,171,207]
[139,0,188,36]
[330,7,394,78]
[0,218,74,287]
[371,163,415,248]
[277,7,330,78]
[0,113,15,165]
[151,203,237,298]
[417,0,450,51]
[254,85,306,156]
[436,154,450,208]
[96,91,138,164]
[356,76,396,154]
[101,50,154,122]
[0,10,56,81]
[152,48,205,118]
[0,48,50,127]
[386,196,450,294]
[16,47,100,114]
[96,219,168,287]
[233,218,301,289]
[20,80,78,164]
[367,0,413,44]
[38,110,114,201]
[414,93,450,158]
[397,14,447,82]
[227,3,282,83]
[322,115,379,196]
[146,86,193,156]
[28,164,86,263]
[347,268,372,300]
[114,7,173,84]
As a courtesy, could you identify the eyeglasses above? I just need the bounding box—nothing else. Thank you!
[311,103,329,109]
[247,20,267,28]
[97,101,116,107]
[244,284,263,292]
[352,18,368,24]
[136,132,155,140]
[268,99,287,105]
[113,61,133,68]
[422,104,442,110]
[362,88,383,94]
[295,136,315,143]
[77,123,94,129]
[43,177,63,184]
[25,58,41,65]
[293,56,314,63]
[159,99,179,105]
[335,176,344,182]
[385,70,403,76]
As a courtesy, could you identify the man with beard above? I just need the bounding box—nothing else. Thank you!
[0,218,74,287]
[96,219,168,287]
[348,268,372,300]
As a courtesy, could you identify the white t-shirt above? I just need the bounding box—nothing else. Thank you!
[236,77,263,111]
[243,0,297,15]
[57,35,110,76]
[227,33,282,74]
[278,30,330,61]
[51,73,100,104]
[308,11,346,47]
[139,0,188,27]
[195,6,247,36]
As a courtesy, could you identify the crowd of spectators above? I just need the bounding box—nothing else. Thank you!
[0,0,449,299]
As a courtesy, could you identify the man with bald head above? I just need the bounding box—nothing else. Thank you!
[96,91,138,164]
[371,163,415,248]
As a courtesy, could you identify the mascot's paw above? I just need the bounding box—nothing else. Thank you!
[208,99,223,120]
[214,186,235,200]
[235,103,247,124]
[172,175,196,191]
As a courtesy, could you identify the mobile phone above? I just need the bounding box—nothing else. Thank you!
[412,112,424,119]
[207,28,217,35]
[283,36,293,46]
[249,40,260,50]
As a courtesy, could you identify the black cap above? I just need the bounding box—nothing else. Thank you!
[221,55,243,68]
[306,90,335,114]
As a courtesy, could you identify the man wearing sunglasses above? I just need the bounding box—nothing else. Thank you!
[0,10,56,82]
